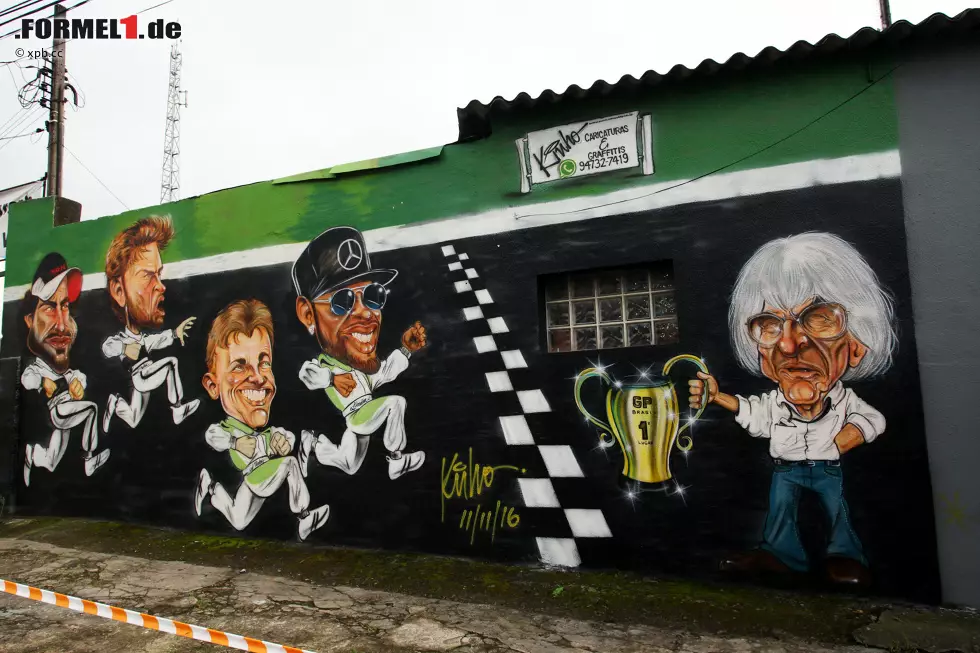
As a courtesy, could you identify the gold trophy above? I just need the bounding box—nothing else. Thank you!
[574,354,710,485]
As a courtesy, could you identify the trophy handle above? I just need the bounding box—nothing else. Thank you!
[573,367,618,450]
[662,354,710,451]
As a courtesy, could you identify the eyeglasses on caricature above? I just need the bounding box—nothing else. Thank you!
[746,301,847,347]
[315,283,389,316]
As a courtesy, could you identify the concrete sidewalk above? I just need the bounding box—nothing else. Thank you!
[0,537,872,653]
[0,517,978,652]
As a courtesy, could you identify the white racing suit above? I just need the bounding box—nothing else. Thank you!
[102,327,194,428]
[300,348,412,474]
[197,418,327,540]
[20,357,108,484]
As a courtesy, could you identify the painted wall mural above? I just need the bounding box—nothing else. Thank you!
[292,226,427,481]
[196,298,328,540]
[20,253,110,486]
[101,217,199,431]
[691,232,895,586]
[3,178,941,604]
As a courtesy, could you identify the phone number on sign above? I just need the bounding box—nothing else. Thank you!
[580,152,629,171]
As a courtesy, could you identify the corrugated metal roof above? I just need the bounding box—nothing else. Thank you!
[456,8,980,141]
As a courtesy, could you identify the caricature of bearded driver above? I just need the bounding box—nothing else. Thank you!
[291,226,426,481]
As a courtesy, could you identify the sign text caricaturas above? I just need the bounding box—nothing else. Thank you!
[515,111,654,193]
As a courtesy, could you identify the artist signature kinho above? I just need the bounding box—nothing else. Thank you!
[532,123,588,177]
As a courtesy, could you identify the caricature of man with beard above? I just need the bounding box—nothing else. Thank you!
[292,226,427,481]
[21,253,110,486]
[101,216,199,431]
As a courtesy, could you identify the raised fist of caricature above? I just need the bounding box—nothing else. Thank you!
[42,377,57,398]
[69,378,84,400]
[270,429,292,457]
[333,373,357,398]
[176,317,197,346]
[234,435,257,459]
[401,321,427,352]
[124,342,141,360]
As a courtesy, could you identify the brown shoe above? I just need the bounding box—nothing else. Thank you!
[825,556,871,586]
[719,549,792,574]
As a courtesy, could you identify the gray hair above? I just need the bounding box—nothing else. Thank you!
[728,231,897,380]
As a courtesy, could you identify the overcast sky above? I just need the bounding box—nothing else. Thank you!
[0,0,974,220]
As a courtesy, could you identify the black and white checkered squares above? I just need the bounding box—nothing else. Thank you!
[441,243,611,567]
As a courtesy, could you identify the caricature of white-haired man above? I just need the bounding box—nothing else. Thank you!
[690,232,897,586]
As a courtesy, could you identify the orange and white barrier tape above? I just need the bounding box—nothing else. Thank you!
[1,578,316,653]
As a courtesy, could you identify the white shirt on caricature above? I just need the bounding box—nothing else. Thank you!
[735,382,885,461]
[20,357,86,406]
[101,327,175,361]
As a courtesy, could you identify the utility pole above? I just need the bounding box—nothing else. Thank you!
[44,3,67,198]
[879,0,892,29]
[160,41,186,204]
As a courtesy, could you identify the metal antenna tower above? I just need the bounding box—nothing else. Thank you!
[160,41,187,204]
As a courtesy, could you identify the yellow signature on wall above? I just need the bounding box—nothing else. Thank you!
[440,448,524,545]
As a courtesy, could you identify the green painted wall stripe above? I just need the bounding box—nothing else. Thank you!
[6,59,898,286]
[272,146,445,184]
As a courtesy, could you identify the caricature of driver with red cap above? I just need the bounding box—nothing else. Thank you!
[20,252,110,486]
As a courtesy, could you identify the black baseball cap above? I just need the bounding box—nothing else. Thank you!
[31,252,82,302]
[291,226,397,300]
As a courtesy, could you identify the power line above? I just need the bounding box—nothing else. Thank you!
[138,0,173,13]
[1,0,175,42]
[0,0,62,28]
[0,105,40,138]
[0,0,48,19]
[0,126,40,139]
[63,143,130,210]
[0,108,42,151]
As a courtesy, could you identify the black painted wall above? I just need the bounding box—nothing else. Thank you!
[3,178,940,603]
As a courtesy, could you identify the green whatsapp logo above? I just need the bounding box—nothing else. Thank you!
[559,159,577,178]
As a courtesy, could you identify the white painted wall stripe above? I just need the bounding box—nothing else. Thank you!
[485,371,513,392]
[517,389,551,413]
[498,415,535,445]
[5,151,900,301]
[501,350,527,369]
[519,478,562,508]
[538,445,584,477]
[473,335,497,353]
[487,317,509,334]
[564,509,613,538]
[536,537,581,567]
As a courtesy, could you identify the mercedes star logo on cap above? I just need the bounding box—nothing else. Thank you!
[337,238,364,271]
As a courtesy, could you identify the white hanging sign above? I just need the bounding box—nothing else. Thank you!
[515,112,654,193]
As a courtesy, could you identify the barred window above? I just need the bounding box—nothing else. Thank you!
[543,263,679,352]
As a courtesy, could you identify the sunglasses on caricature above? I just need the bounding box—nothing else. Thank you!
[313,282,389,316]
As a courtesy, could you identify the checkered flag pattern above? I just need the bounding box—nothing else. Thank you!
[441,243,612,567]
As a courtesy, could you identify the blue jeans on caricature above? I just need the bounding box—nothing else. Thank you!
[758,461,866,571]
